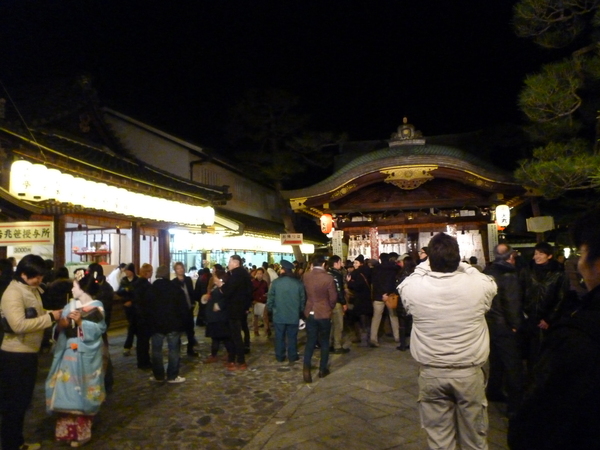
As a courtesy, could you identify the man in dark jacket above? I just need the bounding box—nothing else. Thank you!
[509,208,600,449]
[117,263,138,356]
[216,255,252,370]
[370,253,401,347]
[172,262,198,356]
[302,255,338,383]
[133,263,153,369]
[146,265,189,383]
[520,241,570,370]
[327,255,349,354]
[484,243,523,418]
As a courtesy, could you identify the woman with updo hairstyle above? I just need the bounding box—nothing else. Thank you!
[45,272,107,447]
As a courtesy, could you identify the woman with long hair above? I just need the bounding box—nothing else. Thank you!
[45,271,106,447]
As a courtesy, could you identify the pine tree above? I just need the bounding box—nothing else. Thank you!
[513,0,600,199]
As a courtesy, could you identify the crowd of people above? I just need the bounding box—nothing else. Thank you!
[1,207,599,449]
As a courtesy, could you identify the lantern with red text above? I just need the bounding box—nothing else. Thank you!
[320,214,333,234]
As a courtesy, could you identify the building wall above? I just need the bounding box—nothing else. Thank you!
[104,111,281,222]
[105,114,191,180]
[192,162,279,221]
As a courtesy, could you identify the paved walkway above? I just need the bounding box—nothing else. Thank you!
[21,326,510,449]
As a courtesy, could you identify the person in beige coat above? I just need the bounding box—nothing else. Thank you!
[0,254,62,450]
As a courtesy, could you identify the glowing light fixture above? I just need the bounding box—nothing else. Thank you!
[495,205,510,227]
[320,214,333,234]
[8,161,216,227]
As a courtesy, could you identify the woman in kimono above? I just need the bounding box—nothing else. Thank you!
[45,271,106,447]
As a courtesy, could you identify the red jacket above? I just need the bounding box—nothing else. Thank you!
[252,278,268,304]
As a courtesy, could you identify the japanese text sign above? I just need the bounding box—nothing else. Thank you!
[0,221,54,245]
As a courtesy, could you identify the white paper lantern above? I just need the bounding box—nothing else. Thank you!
[10,160,33,199]
[495,205,510,227]
[57,173,75,204]
[29,164,48,200]
[203,206,215,226]
[45,168,62,200]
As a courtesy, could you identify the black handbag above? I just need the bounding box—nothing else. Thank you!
[1,307,38,333]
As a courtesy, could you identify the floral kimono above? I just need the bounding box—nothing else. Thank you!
[45,299,106,444]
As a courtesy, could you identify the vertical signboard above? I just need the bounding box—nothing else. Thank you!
[487,223,499,259]
[332,230,344,259]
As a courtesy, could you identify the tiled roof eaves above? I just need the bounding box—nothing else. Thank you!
[2,127,230,203]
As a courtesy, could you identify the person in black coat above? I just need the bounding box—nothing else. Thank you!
[194,268,211,326]
[370,253,401,346]
[132,263,153,369]
[203,269,234,363]
[520,242,570,371]
[117,263,138,356]
[509,208,600,449]
[146,265,189,383]
[172,262,198,356]
[347,255,372,346]
[216,255,252,370]
[484,244,524,418]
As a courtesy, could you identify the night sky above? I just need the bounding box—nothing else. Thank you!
[1,1,551,149]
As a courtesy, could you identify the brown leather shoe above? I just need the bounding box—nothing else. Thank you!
[303,365,312,383]
[318,368,330,378]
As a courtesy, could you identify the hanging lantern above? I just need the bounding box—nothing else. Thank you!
[495,205,510,227]
[320,213,333,234]
[10,160,33,199]
[202,206,215,226]
[29,164,48,200]
[45,168,62,201]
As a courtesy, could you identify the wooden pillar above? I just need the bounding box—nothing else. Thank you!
[158,228,171,268]
[132,221,141,271]
[54,215,66,268]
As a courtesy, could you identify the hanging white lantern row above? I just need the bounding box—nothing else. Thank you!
[9,160,33,200]
[495,204,511,227]
[9,161,217,227]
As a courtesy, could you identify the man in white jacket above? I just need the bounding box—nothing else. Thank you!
[398,233,497,450]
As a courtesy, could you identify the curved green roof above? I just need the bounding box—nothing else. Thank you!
[283,143,517,199]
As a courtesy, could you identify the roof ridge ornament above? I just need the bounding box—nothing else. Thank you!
[389,117,425,147]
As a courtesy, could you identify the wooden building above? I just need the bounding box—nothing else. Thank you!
[282,120,529,264]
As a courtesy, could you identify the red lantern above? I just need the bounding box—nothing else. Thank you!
[320,214,333,234]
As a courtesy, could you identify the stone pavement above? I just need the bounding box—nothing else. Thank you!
[21,326,510,449]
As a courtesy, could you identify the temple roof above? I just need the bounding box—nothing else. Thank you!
[283,144,519,200]
[282,139,527,226]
